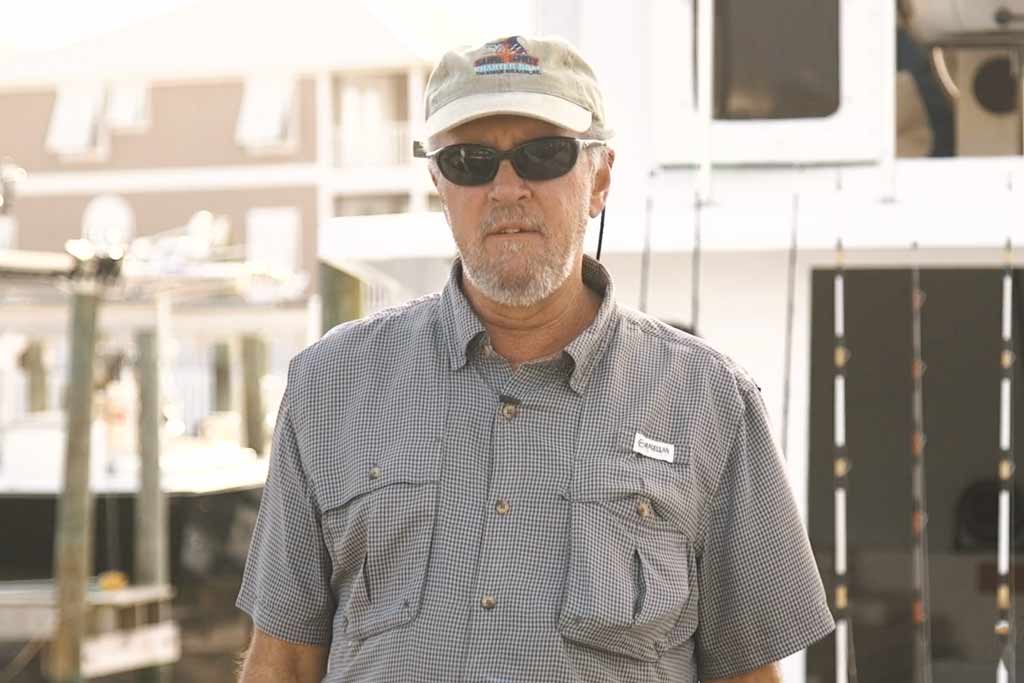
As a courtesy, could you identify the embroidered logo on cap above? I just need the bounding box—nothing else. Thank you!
[632,432,675,463]
[473,37,541,76]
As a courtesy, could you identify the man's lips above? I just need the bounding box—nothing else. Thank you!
[488,224,542,236]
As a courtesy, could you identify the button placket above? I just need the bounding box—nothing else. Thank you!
[476,395,522,623]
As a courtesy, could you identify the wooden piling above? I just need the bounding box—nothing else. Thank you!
[49,288,99,682]
[20,340,48,412]
[240,335,267,455]
[319,261,363,335]
[135,328,171,683]
[212,341,232,412]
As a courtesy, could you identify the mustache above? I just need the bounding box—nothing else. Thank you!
[481,206,546,235]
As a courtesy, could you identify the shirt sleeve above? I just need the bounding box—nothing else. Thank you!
[695,375,834,681]
[236,378,336,645]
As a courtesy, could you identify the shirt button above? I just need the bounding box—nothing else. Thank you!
[495,497,511,515]
[368,465,382,480]
[480,594,497,610]
[500,402,519,420]
[636,500,652,519]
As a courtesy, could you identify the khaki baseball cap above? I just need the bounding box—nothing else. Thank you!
[421,35,613,146]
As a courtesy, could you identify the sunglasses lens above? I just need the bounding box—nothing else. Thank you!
[437,145,497,186]
[513,138,579,181]
[433,138,585,186]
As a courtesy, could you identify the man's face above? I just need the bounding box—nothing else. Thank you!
[430,115,611,307]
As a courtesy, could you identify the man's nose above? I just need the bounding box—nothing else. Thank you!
[488,159,530,203]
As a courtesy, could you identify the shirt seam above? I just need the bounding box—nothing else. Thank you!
[695,368,745,556]
[283,354,324,516]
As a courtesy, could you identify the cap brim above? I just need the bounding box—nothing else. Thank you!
[423,91,592,141]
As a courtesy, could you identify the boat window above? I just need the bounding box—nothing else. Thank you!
[713,0,840,119]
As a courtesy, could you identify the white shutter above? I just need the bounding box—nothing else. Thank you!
[106,81,151,132]
[46,84,107,159]
[236,76,297,152]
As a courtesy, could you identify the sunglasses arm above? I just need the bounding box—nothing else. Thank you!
[413,141,432,159]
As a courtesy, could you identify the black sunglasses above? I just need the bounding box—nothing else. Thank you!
[413,136,605,186]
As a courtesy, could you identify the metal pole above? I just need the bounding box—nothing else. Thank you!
[695,0,714,204]
[833,239,851,683]
[49,285,100,682]
[910,242,934,683]
[639,189,653,313]
[134,328,166,585]
[781,192,800,457]
[692,0,712,336]
[880,0,897,201]
[996,239,1016,683]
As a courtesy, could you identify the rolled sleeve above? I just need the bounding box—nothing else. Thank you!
[236,378,336,645]
[695,376,834,681]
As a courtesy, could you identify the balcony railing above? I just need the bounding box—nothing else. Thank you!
[335,121,411,168]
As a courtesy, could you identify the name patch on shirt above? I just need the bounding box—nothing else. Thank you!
[632,432,675,463]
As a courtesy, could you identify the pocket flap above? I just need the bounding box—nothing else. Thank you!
[321,437,441,512]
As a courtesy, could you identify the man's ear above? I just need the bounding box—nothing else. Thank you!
[428,162,440,191]
[589,147,614,218]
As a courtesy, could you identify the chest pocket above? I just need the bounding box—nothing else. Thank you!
[559,427,698,662]
[319,437,441,642]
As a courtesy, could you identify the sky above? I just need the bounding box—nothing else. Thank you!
[0,0,534,55]
[0,1,196,53]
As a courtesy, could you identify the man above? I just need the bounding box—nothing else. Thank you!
[237,35,834,683]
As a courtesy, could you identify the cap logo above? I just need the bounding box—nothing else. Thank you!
[473,37,541,76]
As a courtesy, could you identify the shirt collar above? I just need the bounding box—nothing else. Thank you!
[563,255,617,394]
[439,255,618,393]
[440,259,487,371]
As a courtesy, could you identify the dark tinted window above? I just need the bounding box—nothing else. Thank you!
[714,0,840,119]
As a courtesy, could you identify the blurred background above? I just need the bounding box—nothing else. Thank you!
[0,1,1022,682]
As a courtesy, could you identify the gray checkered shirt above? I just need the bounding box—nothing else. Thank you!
[237,255,834,682]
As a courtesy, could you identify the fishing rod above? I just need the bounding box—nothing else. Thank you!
[690,195,702,335]
[910,241,934,683]
[781,192,799,458]
[833,238,855,683]
[995,238,1015,683]
[638,171,655,313]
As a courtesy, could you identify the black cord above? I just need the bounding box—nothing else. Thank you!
[596,208,606,261]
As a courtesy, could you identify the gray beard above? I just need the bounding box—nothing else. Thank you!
[458,206,588,307]
[461,237,582,307]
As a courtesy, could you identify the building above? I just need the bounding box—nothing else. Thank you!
[0,0,532,291]
[0,0,532,430]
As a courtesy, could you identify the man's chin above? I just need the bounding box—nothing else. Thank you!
[464,266,547,305]
[484,273,538,297]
